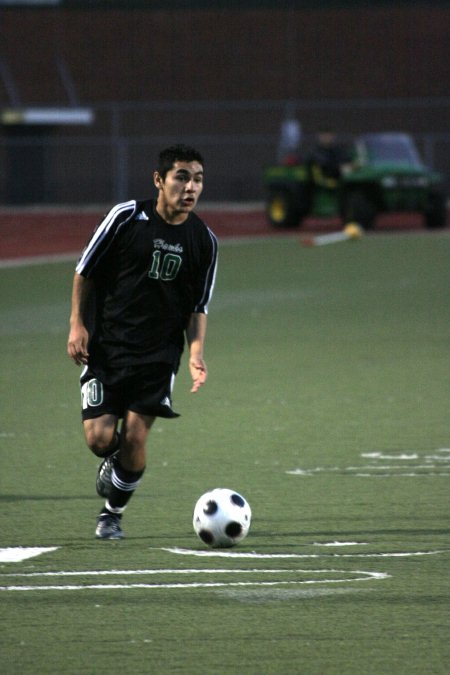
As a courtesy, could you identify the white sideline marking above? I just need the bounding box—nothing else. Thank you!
[0,235,292,270]
[361,452,418,460]
[313,541,367,547]
[0,547,59,562]
[164,548,448,559]
[166,549,323,559]
[1,546,446,592]
[286,467,450,476]
[0,253,79,269]
[0,568,389,591]
[0,568,318,578]
[287,448,450,478]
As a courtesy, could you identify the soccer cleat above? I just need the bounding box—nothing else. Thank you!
[95,512,124,540]
[95,453,118,498]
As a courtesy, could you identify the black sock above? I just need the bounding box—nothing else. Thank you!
[105,458,145,513]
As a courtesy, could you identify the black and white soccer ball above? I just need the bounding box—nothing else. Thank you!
[193,488,252,548]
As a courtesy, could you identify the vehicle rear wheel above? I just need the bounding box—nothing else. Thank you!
[424,192,447,229]
[266,191,302,229]
[344,191,377,229]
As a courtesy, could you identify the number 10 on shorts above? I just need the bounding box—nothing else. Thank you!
[81,378,104,409]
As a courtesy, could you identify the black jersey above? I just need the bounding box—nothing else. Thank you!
[76,199,218,373]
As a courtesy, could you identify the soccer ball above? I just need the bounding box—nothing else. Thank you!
[193,488,252,548]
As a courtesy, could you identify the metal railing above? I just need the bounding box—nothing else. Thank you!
[1,98,449,204]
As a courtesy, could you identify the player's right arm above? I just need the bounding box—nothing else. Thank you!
[68,201,136,365]
[67,273,93,365]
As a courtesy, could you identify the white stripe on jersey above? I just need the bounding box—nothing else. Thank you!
[195,227,218,314]
[75,200,136,274]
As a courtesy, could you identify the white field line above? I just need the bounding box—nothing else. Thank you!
[3,546,447,592]
[0,568,378,578]
[0,235,297,269]
[0,252,80,269]
[313,541,368,547]
[0,568,389,592]
[286,450,450,478]
[355,473,450,477]
[0,547,59,562]
[164,548,449,559]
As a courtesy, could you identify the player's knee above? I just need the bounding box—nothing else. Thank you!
[83,417,118,457]
[84,429,115,457]
[86,438,110,457]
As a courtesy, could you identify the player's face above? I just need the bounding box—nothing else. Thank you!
[154,161,204,223]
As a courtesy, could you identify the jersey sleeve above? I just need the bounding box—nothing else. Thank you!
[75,200,137,278]
[193,227,218,314]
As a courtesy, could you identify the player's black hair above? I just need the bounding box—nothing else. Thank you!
[157,144,204,179]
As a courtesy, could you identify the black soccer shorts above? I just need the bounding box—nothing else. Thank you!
[80,362,180,421]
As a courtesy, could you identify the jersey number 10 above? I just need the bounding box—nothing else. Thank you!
[148,250,182,281]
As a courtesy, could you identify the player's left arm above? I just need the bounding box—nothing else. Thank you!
[186,312,208,393]
[187,227,217,392]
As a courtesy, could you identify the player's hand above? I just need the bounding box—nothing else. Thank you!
[189,357,207,393]
[67,326,90,366]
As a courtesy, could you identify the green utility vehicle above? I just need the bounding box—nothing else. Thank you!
[264,133,447,229]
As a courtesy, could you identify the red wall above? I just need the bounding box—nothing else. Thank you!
[1,6,448,104]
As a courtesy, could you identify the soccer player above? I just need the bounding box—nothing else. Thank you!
[67,144,218,540]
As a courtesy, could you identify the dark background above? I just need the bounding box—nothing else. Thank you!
[0,1,449,203]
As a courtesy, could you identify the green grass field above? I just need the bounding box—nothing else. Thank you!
[1,232,449,674]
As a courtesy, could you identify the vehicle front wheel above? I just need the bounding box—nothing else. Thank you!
[424,192,447,229]
[344,191,377,229]
[266,191,302,229]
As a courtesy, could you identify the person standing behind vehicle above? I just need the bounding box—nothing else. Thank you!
[308,132,353,188]
[277,109,303,165]
[67,144,218,540]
